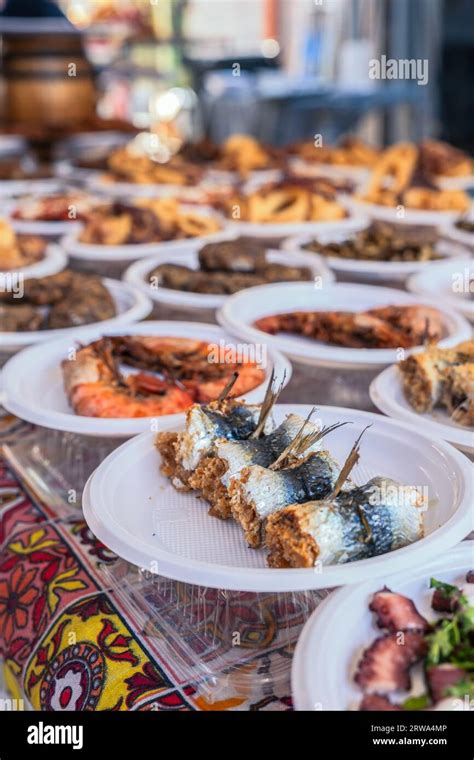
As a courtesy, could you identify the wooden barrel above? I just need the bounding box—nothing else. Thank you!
[2,32,97,128]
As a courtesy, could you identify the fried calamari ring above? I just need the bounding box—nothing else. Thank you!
[366,143,418,197]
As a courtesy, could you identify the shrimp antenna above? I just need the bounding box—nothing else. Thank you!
[330,424,372,499]
[217,371,239,404]
[250,368,286,439]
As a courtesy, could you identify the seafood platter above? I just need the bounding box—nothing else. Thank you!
[218,281,471,368]
[82,388,472,590]
[1,322,291,436]
[284,219,470,283]
[123,235,334,311]
[348,141,473,224]
[61,198,225,264]
[370,340,474,452]
[0,269,152,353]
[2,190,101,237]
[292,541,474,711]
[1,128,473,715]
[0,218,66,278]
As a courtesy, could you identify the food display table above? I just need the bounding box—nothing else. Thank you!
[0,410,327,711]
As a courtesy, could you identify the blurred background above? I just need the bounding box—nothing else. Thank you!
[0,0,472,151]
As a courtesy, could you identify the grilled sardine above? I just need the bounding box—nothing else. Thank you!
[266,477,425,567]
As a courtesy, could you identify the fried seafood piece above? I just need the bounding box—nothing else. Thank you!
[442,363,474,426]
[149,263,197,291]
[217,134,283,176]
[48,274,116,328]
[17,271,75,305]
[360,142,471,211]
[106,146,203,185]
[80,197,221,246]
[198,238,267,272]
[229,449,340,547]
[454,340,474,362]
[150,261,311,295]
[0,271,115,330]
[354,631,427,694]
[190,413,327,522]
[79,203,161,245]
[403,187,470,213]
[419,139,473,178]
[220,181,347,224]
[398,348,457,413]
[369,588,429,633]
[289,136,379,167]
[156,398,266,489]
[261,263,312,282]
[399,342,474,419]
[255,305,444,350]
[303,221,440,263]
[365,305,444,346]
[136,198,221,239]
[366,143,419,197]
[0,304,44,332]
[266,477,425,567]
[0,218,47,270]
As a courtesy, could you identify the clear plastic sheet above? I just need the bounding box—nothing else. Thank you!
[101,559,330,703]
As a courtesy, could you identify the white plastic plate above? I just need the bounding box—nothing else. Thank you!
[123,245,334,311]
[0,278,152,353]
[217,282,471,369]
[0,178,63,198]
[85,173,224,199]
[61,223,229,263]
[284,226,469,283]
[407,257,474,322]
[83,404,473,591]
[288,157,370,184]
[292,541,474,710]
[440,217,474,250]
[346,197,473,226]
[0,243,66,280]
[437,174,474,191]
[224,210,362,238]
[0,321,291,437]
[9,217,82,237]
[370,364,473,454]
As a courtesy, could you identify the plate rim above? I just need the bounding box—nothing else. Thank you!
[406,257,474,320]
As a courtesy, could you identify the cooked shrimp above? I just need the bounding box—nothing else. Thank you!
[62,335,265,418]
[254,304,445,349]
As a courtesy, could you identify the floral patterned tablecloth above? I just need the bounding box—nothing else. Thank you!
[0,414,316,712]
